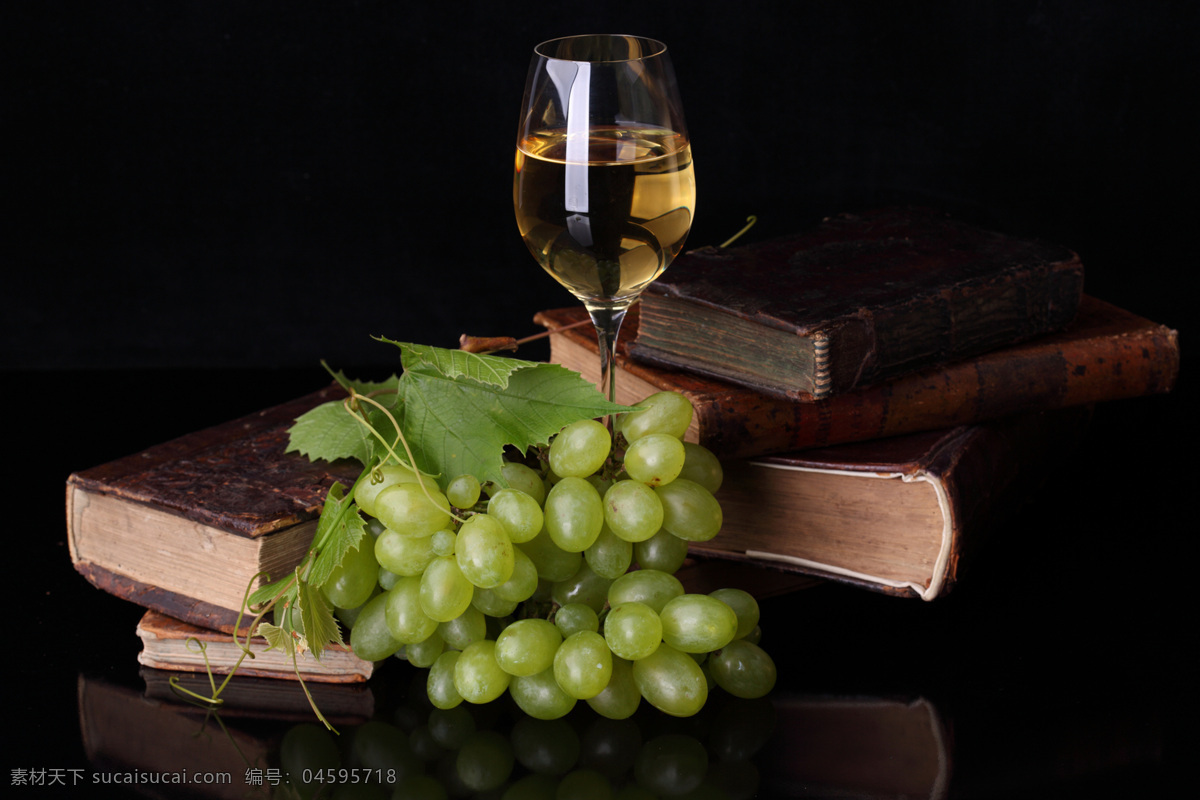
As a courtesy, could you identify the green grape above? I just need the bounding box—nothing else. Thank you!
[375,526,436,576]
[616,391,693,442]
[377,566,401,591]
[603,602,662,661]
[632,733,708,796]
[654,479,722,542]
[585,656,641,720]
[470,586,519,618]
[544,476,605,552]
[486,487,545,544]
[446,474,482,509]
[708,640,777,699]
[349,592,404,662]
[518,528,583,582]
[385,575,440,645]
[548,418,612,478]
[492,546,539,603]
[708,588,760,640]
[453,639,511,704]
[456,730,515,792]
[633,529,689,574]
[427,650,464,709]
[678,442,724,494]
[494,618,563,677]
[553,631,613,700]
[431,528,456,557]
[554,602,599,638]
[607,569,685,614]
[623,433,686,487]
[603,480,665,543]
[509,668,578,720]
[420,555,475,622]
[322,536,379,610]
[550,561,614,613]
[585,473,614,498]
[455,513,515,589]
[501,461,547,505]
[632,642,708,717]
[658,594,738,654]
[438,605,487,651]
[584,523,634,579]
[405,629,445,668]
[353,463,430,518]
[374,482,452,537]
[334,585,379,629]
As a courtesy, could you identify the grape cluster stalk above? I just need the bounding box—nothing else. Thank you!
[325,391,777,720]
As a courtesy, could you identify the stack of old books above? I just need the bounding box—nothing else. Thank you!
[534,207,1180,600]
[65,207,1179,687]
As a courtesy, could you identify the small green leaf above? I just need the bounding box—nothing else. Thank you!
[246,577,292,610]
[297,580,343,660]
[308,483,367,588]
[258,622,294,656]
[287,400,374,465]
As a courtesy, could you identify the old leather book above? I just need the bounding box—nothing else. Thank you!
[66,385,360,635]
[136,609,373,683]
[629,207,1086,400]
[536,295,1179,460]
[692,407,1093,599]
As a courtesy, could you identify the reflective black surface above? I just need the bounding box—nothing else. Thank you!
[13,368,1184,797]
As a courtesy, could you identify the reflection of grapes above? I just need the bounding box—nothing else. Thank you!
[331,391,777,720]
[274,675,777,799]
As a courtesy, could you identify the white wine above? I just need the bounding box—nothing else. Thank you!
[514,126,696,308]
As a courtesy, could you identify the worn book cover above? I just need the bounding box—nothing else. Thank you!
[630,207,1085,399]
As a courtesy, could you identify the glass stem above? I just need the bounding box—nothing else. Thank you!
[587,303,629,430]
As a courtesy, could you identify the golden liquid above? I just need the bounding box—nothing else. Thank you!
[514,127,696,308]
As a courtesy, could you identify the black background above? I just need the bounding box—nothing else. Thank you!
[5,1,1192,796]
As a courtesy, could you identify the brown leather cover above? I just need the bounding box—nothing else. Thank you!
[537,296,1179,460]
[631,208,1085,399]
[67,385,361,538]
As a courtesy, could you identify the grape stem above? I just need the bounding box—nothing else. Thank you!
[344,389,470,524]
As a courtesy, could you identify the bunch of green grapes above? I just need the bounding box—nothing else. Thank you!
[323,391,777,720]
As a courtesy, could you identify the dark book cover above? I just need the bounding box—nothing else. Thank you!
[630,207,1085,399]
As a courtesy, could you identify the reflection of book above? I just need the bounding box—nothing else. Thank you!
[630,208,1085,400]
[66,386,360,634]
[695,408,1093,599]
[537,296,1179,460]
[77,673,372,799]
[761,693,952,799]
[136,610,374,683]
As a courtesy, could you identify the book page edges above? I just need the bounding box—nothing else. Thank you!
[737,463,952,601]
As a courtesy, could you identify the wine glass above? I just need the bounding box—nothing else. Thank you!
[514,34,695,411]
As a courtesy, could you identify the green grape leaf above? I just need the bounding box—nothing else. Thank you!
[382,339,525,388]
[297,579,342,660]
[287,400,374,465]
[396,359,629,489]
[325,363,400,397]
[246,576,292,611]
[307,483,367,589]
[258,622,294,656]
